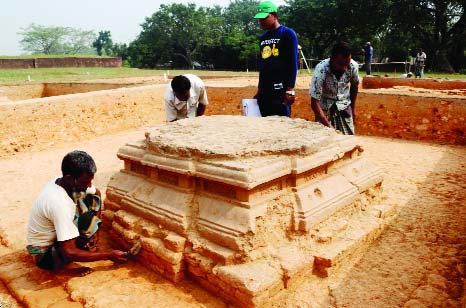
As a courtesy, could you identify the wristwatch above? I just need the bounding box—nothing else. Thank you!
[286,90,295,96]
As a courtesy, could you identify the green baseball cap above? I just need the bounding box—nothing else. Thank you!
[254,1,278,19]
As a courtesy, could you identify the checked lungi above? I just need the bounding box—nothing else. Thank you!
[27,193,102,270]
[317,103,355,135]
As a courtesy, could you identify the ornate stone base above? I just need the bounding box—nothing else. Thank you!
[104,115,389,307]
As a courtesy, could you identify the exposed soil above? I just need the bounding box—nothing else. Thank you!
[0,76,465,307]
[368,85,466,97]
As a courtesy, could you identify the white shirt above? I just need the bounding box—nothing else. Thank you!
[309,58,360,111]
[26,179,79,247]
[164,74,208,122]
[416,52,427,63]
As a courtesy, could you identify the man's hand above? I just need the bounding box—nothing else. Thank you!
[109,250,129,263]
[196,103,206,116]
[311,97,334,129]
[283,93,295,106]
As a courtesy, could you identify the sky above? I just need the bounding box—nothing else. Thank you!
[0,0,284,56]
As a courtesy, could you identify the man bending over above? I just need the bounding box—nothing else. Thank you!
[164,74,208,122]
[309,41,360,135]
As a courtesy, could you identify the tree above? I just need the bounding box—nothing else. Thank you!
[221,0,261,70]
[63,28,96,54]
[18,23,96,55]
[283,0,466,72]
[110,43,128,58]
[282,0,390,60]
[386,0,466,72]
[18,24,69,54]
[93,30,113,56]
[124,0,466,71]
[130,3,215,68]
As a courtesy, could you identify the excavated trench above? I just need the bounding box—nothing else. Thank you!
[0,82,138,101]
[2,75,464,158]
[0,75,465,307]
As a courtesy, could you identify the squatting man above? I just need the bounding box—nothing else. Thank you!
[26,150,139,274]
[164,74,208,122]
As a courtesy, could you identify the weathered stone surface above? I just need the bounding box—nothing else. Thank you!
[23,286,69,308]
[105,115,386,307]
[163,232,186,252]
[213,261,281,295]
[145,116,340,159]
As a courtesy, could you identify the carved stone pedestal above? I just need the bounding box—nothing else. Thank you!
[105,115,388,307]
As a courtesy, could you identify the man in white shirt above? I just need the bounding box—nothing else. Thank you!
[164,74,208,122]
[26,150,129,273]
[415,48,427,78]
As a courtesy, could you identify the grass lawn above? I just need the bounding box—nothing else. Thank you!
[0,67,255,84]
[0,66,464,84]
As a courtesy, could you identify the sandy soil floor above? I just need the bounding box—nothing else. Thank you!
[0,123,465,307]
[0,75,465,307]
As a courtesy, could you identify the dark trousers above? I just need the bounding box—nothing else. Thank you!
[365,61,371,75]
[257,93,290,117]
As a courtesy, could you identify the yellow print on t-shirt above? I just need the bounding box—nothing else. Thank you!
[272,44,279,56]
[262,44,279,59]
[262,46,272,59]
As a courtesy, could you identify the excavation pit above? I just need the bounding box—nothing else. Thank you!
[105,115,390,307]
[0,82,139,101]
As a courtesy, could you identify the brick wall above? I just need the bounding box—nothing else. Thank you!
[0,59,35,69]
[0,57,122,69]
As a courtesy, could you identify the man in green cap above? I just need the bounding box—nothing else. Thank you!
[254,0,298,117]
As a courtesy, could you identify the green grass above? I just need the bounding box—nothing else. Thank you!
[0,66,464,85]
[0,67,160,83]
[420,72,466,79]
[0,67,256,84]
[371,70,466,79]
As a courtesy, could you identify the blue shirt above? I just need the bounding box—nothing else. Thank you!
[258,25,298,94]
[364,46,373,62]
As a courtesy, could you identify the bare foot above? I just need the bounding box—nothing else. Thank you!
[57,266,94,277]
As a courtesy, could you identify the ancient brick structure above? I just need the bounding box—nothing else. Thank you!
[0,57,121,69]
[104,115,389,307]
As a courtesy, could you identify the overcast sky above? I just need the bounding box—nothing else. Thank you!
[0,0,284,56]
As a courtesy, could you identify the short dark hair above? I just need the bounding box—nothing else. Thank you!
[61,150,97,178]
[171,75,191,93]
[331,41,352,58]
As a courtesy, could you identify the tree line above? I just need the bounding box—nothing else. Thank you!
[18,0,466,72]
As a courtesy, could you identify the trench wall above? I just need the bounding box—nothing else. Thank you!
[363,77,466,90]
[0,83,136,101]
[0,84,167,157]
[1,83,465,158]
[207,87,466,144]
[0,57,122,69]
